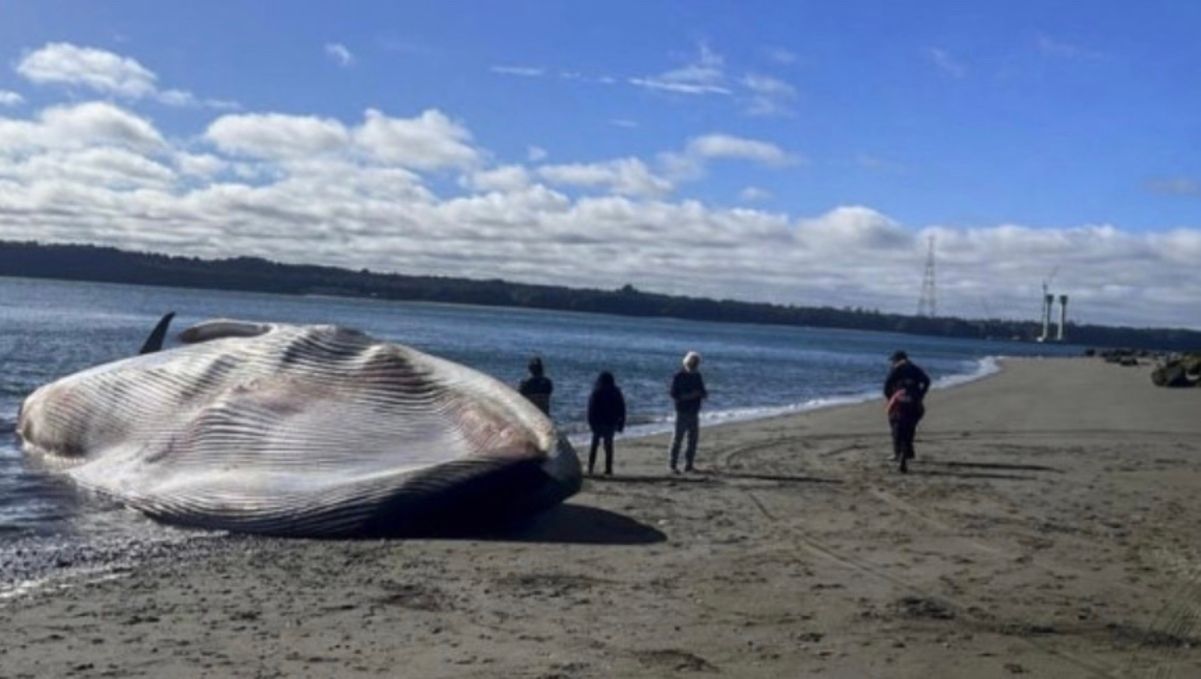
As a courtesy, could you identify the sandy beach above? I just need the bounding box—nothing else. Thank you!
[2,357,1200,678]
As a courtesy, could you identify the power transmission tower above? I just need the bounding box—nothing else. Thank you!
[916,235,936,317]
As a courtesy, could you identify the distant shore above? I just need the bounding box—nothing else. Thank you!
[5,241,1200,350]
[2,357,1200,678]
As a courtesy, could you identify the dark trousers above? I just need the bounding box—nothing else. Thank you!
[589,429,615,474]
[890,416,919,460]
[669,411,700,469]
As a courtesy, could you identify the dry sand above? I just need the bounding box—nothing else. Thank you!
[2,357,1200,678]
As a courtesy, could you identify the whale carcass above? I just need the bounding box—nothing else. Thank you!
[17,319,581,537]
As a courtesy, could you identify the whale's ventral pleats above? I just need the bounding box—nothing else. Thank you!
[17,320,581,537]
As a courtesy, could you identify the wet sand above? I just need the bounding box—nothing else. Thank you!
[2,357,1200,678]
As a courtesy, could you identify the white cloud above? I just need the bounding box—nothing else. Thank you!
[926,47,967,78]
[660,134,797,182]
[204,108,479,171]
[538,158,673,198]
[17,42,157,97]
[1147,229,1201,266]
[630,43,731,95]
[527,145,547,162]
[796,206,910,250]
[0,101,164,154]
[0,90,24,107]
[155,89,239,110]
[353,108,478,170]
[175,152,227,178]
[0,146,176,190]
[609,118,638,128]
[686,134,794,165]
[739,186,771,202]
[628,44,800,118]
[629,77,729,95]
[206,113,350,159]
[15,42,236,109]
[157,89,195,106]
[464,164,531,193]
[490,65,545,77]
[324,42,355,67]
[485,43,797,118]
[742,73,797,116]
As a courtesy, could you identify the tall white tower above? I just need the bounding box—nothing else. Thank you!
[1038,290,1053,342]
[1056,294,1068,341]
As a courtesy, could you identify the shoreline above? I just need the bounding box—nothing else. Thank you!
[2,357,1201,678]
[568,354,1003,445]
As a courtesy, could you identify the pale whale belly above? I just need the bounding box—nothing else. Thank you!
[17,320,581,537]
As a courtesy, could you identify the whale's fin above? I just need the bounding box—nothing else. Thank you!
[179,319,273,344]
[138,312,176,354]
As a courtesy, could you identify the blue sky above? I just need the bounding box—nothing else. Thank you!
[0,2,1199,327]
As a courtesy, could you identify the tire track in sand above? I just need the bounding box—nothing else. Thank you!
[712,432,1125,678]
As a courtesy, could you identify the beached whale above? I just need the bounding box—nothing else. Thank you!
[16,318,581,537]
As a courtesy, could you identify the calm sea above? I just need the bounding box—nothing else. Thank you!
[0,276,1080,585]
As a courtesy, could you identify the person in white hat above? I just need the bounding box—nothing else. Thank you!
[667,351,707,473]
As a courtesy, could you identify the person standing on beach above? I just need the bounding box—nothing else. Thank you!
[883,350,930,473]
[519,356,554,416]
[668,351,708,473]
[586,371,626,475]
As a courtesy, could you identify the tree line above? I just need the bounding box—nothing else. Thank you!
[1,240,1198,351]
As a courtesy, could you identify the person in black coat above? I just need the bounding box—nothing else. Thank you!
[586,371,626,475]
[883,350,931,473]
[518,356,554,415]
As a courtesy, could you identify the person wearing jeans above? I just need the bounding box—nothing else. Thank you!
[668,351,707,473]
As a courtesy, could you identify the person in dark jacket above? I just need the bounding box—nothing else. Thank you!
[518,356,554,415]
[668,351,707,473]
[883,350,931,473]
[586,371,626,475]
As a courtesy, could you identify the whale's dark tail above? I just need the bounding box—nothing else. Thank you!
[138,312,176,354]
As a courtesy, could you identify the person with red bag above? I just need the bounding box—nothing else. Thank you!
[883,350,930,473]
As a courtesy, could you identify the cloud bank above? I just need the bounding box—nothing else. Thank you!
[0,44,1197,330]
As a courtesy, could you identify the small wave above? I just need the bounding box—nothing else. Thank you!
[0,566,126,603]
[705,355,1004,426]
[934,355,1001,389]
[0,522,227,602]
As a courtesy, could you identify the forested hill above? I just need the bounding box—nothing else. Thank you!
[1,241,1198,351]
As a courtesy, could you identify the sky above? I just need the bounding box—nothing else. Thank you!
[0,1,1199,329]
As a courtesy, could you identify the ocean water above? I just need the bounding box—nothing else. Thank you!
[0,276,1081,583]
